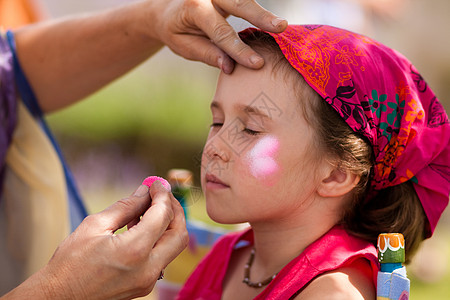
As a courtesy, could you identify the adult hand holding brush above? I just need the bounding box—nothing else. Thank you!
[2,181,187,299]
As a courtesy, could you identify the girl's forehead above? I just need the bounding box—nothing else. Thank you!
[213,64,297,112]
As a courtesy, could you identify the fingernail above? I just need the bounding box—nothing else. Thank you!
[222,60,234,74]
[134,185,148,197]
[272,17,286,28]
[153,180,172,191]
[218,56,234,74]
[218,57,224,70]
[249,55,263,66]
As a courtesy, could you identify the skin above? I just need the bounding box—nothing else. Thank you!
[12,0,288,112]
[200,61,374,299]
[2,1,287,298]
[1,182,187,299]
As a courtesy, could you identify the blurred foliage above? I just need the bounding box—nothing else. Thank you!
[47,67,214,144]
[408,226,450,299]
[47,60,217,187]
[411,273,450,299]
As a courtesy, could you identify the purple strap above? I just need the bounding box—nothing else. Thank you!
[0,33,17,192]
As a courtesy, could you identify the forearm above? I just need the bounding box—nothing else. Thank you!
[13,1,163,112]
[1,266,72,299]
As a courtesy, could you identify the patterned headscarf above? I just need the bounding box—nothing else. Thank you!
[248,25,450,236]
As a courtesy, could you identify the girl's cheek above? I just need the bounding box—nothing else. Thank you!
[246,136,281,186]
[251,157,279,177]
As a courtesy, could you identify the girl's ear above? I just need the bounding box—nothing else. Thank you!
[317,167,360,198]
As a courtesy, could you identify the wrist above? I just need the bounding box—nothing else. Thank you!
[0,266,69,299]
[37,265,69,299]
[124,0,165,48]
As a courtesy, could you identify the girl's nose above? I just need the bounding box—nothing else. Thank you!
[203,138,231,163]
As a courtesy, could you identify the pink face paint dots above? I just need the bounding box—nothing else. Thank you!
[247,136,280,180]
[142,176,171,191]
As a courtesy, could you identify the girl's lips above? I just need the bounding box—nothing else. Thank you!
[205,174,229,189]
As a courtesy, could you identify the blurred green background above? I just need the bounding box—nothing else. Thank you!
[32,0,450,298]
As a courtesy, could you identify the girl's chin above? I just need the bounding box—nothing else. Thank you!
[206,207,243,225]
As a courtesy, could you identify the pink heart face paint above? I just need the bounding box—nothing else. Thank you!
[247,136,280,183]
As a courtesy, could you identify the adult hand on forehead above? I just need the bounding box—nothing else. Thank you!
[154,0,288,73]
[13,0,286,111]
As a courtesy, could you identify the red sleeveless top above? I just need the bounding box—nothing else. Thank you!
[176,225,379,299]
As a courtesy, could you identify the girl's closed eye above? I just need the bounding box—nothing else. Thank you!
[210,122,262,136]
[244,121,265,136]
[209,122,223,136]
[243,128,261,136]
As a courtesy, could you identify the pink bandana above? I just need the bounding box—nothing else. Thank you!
[245,25,450,236]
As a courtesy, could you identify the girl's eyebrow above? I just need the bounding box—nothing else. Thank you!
[236,103,271,120]
[210,101,272,120]
[210,101,222,111]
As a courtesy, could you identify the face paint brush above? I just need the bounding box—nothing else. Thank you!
[142,176,171,191]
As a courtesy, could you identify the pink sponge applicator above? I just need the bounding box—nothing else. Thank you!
[142,176,171,191]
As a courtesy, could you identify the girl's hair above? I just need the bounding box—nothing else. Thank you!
[239,30,426,262]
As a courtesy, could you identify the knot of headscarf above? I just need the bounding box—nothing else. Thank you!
[248,25,449,236]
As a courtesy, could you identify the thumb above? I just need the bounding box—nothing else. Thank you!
[94,185,152,233]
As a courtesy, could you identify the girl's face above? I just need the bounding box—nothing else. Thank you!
[201,64,327,226]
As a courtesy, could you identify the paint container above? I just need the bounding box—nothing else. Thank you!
[377,233,410,300]
[168,169,193,219]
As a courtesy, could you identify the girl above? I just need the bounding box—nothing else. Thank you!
[177,25,450,299]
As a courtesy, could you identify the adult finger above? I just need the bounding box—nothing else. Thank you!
[192,7,265,70]
[169,34,235,74]
[148,190,188,269]
[212,0,288,33]
[126,217,140,230]
[123,181,175,247]
[91,185,151,234]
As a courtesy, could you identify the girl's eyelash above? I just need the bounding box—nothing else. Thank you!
[244,128,261,136]
[210,123,261,135]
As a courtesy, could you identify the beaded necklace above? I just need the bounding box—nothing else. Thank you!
[242,248,278,288]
